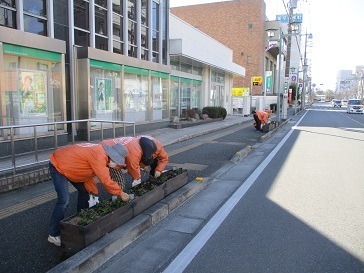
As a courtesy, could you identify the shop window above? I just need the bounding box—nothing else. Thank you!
[170,80,178,117]
[90,67,121,121]
[124,72,148,122]
[2,49,64,135]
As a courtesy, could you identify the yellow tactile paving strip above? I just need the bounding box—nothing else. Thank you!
[0,186,76,220]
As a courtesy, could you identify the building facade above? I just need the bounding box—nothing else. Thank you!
[0,0,171,141]
[171,0,266,96]
[0,0,248,143]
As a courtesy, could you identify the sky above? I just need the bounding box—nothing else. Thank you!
[170,0,364,90]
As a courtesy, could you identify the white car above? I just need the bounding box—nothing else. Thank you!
[342,99,348,106]
[346,99,363,114]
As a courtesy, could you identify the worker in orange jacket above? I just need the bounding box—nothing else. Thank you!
[101,136,168,187]
[252,110,268,132]
[138,135,169,179]
[48,143,130,247]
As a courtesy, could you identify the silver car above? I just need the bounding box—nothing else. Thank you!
[346,99,363,114]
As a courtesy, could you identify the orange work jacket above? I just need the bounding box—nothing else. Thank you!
[101,137,143,180]
[50,143,122,196]
[137,135,169,173]
[256,110,268,125]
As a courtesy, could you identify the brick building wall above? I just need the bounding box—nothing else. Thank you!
[171,0,266,95]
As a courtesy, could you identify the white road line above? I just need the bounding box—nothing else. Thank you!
[163,112,308,273]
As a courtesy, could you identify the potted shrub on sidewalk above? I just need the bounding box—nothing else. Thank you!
[60,168,188,255]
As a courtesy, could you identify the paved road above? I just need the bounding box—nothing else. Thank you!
[94,105,364,273]
[0,113,260,273]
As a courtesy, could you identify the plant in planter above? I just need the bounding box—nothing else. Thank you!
[60,168,188,255]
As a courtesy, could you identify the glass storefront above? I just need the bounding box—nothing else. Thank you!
[1,43,64,136]
[124,67,149,122]
[151,71,168,120]
[89,60,122,121]
[170,77,201,119]
[210,72,225,107]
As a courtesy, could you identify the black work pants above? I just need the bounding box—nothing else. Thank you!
[253,114,261,131]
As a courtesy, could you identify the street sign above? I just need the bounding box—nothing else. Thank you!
[265,71,272,94]
[252,76,262,86]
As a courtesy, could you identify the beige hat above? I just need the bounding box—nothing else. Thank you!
[103,143,128,166]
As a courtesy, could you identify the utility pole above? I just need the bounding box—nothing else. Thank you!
[301,30,308,109]
[285,6,294,78]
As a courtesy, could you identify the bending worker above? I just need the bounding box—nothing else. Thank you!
[138,135,168,179]
[48,143,130,247]
[101,136,168,186]
[252,110,268,132]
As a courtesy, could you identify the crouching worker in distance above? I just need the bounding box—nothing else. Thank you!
[48,143,131,246]
[138,136,169,179]
[252,110,268,132]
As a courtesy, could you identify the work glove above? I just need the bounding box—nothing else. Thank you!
[88,194,99,208]
[154,171,161,178]
[132,179,141,187]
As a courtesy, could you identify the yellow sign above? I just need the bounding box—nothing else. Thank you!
[232,87,250,97]
[252,76,262,86]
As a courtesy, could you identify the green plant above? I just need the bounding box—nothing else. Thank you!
[202,106,227,119]
[77,198,129,226]
[75,168,186,226]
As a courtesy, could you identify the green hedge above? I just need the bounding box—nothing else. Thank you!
[202,107,227,119]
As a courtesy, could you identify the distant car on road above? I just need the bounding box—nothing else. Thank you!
[341,99,348,106]
[346,99,363,114]
[333,100,342,107]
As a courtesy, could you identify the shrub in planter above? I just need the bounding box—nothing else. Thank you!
[202,106,227,119]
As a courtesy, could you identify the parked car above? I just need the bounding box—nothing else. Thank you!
[341,99,348,106]
[333,100,342,107]
[346,99,363,114]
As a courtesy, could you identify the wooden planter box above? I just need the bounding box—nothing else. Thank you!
[61,202,133,255]
[164,171,188,196]
[60,170,187,255]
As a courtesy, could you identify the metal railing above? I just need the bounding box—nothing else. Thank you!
[0,119,135,176]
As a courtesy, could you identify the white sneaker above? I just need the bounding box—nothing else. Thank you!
[48,235,61,246]
[132,179,141,187]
